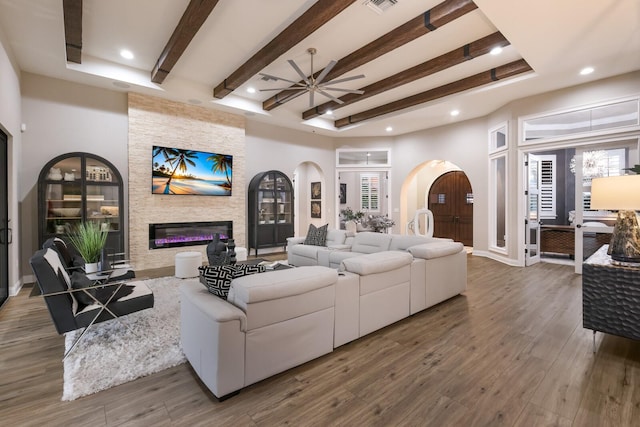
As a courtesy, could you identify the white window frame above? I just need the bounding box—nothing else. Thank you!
[489,152,509,255]
[519,96,640,146]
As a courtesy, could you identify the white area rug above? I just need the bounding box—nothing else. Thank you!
[62,276,198,401]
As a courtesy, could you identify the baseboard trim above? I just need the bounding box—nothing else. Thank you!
[472,250,523,267]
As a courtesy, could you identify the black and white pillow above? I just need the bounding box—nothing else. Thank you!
[199,264,266,299]
[199,265,236,299]
[304,223,328,246]
[233,264,265,278]
[70,270,97,306]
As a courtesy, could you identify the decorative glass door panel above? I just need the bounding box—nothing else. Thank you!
[248,170,294,255]
[525,154,541,265]
[39,153,124,255]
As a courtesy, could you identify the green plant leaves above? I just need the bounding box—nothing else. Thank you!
[68,221,108,263]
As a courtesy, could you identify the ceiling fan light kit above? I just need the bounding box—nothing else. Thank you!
[259,47,365,108]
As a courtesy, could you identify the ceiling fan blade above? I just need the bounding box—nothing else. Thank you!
[258,73,301,85]
[259,87,308,91]
[319,74,365,86]
[322,87,365,94]
[279,89,309,104]
[314,60,337,85]
[287,60,311,85]
[317,88,344,105]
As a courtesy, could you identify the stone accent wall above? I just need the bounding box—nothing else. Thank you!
[128,93,246,270]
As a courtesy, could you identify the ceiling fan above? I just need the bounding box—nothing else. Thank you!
[259,48,365,108]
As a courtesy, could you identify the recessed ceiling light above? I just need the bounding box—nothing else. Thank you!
[187,99,202,105]
[120,49,134,60]
[490,46,503,55]
[580,66,594,76]
[450,110,460,116]
[385,126,393,132]
[246,87,256,94]
[325,109,333,115]
[112,81,130,89]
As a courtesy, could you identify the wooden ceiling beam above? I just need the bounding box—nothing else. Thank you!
[263,0,478,111]
[213,0,357,99]
[303,31,509,120]
[151,0,221,84]
[334,59,532,128]
[63,0,83,64]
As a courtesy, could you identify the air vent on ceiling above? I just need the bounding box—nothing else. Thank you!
[363,0,399,14]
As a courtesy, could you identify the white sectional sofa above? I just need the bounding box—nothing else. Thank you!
[288,230,456,268]
[286,229,353,267]
[180,231,467,400]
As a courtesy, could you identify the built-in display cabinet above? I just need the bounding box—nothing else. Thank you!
[248,170,293,256]
[38,152,124,254]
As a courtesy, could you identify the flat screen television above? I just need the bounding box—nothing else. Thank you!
[152,145,232,196]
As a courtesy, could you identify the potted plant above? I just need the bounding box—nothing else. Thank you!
[68,221,108,273]
[340,207,365,222]
[368,215,395,233]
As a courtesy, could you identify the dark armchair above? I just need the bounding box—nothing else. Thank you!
[29,247,154,358]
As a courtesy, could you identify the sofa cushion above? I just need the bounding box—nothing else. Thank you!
[228,266,338,305]
[408,241,464,259]
[350,232,392,254]
[304,224,328,246]
[292,244,326,259]
[325,229,347,246]
[340,251,413,275]
[389,235,452,251]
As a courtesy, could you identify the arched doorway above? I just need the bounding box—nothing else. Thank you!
[428,171,473,246]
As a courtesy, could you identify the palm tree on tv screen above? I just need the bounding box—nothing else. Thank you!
[163,149,198,193]
[207,153,232,188]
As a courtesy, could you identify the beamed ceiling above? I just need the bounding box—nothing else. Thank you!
[1,0,639,137]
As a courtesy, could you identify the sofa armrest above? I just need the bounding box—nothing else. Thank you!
[180,283,247,331]
[408,242,464,260]
[287,236,306,247]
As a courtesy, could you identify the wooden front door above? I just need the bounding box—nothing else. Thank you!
[428,171,473,246]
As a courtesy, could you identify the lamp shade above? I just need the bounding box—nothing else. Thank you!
[590,175,640,210]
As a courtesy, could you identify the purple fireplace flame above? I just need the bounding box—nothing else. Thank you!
[149,221,233,249]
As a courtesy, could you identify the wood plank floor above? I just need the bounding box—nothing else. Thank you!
[2,255,640,426]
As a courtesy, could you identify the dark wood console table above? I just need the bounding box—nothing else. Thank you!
[583,245,640,351]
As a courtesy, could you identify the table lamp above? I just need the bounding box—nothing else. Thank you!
[590,175,640,262]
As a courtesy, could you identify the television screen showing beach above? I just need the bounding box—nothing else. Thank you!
[152,145,232,196]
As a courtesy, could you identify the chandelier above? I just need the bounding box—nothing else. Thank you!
[570,150,608,179]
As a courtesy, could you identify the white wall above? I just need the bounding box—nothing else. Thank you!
[393,118,489,249]
[20,73,128,275]
[246,121,336,233]
[0,25,23,294]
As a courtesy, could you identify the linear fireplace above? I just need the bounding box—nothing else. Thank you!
[149,221,233,249]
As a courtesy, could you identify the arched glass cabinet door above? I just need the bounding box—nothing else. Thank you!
[38,152,124,254]
[248,170,294,256]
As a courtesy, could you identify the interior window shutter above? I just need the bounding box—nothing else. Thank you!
[360,173,380,212]
[539,155,556,219]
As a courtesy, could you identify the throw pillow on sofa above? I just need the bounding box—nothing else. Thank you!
[304,223,328,246]
[199,264,266,299]
[199,265,236,299]
[233,264,265,278]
